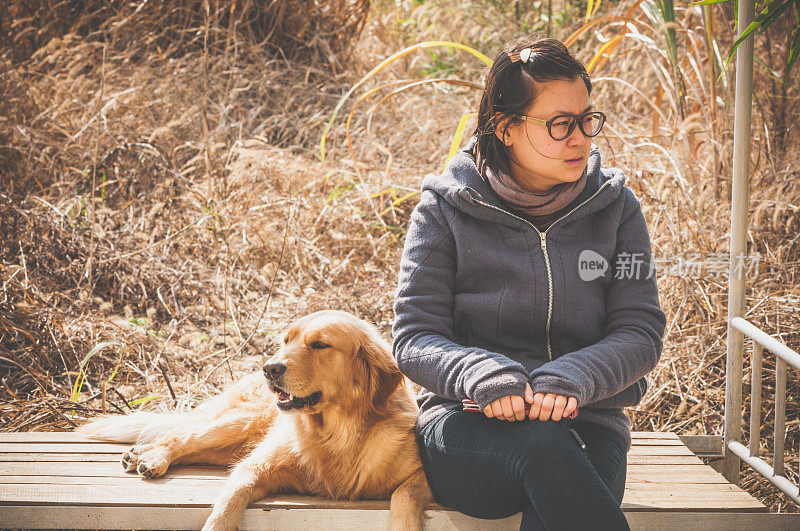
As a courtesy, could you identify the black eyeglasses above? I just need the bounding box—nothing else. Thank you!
[522,110,606,141]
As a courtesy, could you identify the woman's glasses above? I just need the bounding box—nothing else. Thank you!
[522,110,606,141]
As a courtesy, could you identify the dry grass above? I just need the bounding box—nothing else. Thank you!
[1,0,798,514]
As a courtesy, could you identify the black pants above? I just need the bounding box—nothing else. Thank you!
[417,410,630,531]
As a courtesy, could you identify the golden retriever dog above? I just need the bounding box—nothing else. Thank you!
[77,310,432,531]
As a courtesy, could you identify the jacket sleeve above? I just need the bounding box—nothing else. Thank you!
[586,376,647,409]
[392,191,529,410]
[529,188,666,408]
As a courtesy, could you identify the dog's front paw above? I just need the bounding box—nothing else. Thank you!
[121,448,139,472]
[133,447,171,478]
[121,444,152,473]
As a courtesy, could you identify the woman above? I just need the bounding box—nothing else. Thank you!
[392,36,667,530]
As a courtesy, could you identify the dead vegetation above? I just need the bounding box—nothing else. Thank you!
[0,0,798,514]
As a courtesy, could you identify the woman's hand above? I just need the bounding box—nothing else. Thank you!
[525,383,578,421]
[482,394,527,421]
[482,383,578,421]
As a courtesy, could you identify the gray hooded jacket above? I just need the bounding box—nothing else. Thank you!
[392,134,667,451]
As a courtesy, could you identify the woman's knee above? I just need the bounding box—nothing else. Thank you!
[510,420,586,478]
[516,419,575,454]
[416,431,527,519]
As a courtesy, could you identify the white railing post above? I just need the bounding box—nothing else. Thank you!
[748,342,763,457]
[774,358,787,476]
[724,0,756,485]
[729,317,800,505]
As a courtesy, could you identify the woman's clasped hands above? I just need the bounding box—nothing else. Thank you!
[482,382,578,422]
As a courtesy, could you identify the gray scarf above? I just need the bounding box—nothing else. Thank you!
[477,152,587,216]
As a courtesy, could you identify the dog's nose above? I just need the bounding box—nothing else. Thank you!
[263,362,286,380]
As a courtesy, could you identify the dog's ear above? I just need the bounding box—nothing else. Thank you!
[358,329,403,413]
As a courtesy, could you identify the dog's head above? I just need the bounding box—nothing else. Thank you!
[263,310,403,416]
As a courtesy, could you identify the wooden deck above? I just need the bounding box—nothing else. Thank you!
[0,431,796,530]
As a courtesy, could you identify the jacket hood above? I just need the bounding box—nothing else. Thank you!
[420,133,627,229]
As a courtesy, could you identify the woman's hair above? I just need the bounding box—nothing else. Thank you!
[472,36,592,180]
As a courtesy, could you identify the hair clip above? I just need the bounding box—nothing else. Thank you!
[519,47,533,63]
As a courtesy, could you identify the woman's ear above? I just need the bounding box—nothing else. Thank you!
[493,116,513,146]
[357,330,403,413]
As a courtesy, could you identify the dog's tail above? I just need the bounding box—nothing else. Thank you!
[75,411,186,444]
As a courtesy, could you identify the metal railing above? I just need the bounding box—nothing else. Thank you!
[722,0,798,507]
[724,317,800,505]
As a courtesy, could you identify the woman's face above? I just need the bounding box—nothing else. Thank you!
[495,77,593,193]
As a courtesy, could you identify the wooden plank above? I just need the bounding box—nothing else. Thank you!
[627,455,704,465]
[0,435,684,447]
[0,482,765,510]
[0,484,215,507]
[0,470,729,487]
[0,453,123,462]
[0,451,707,466]
[0,433,101,443]
[0,443,130,453]
[0,461,728,484]
[630,439,685,446]
[1,476,227,486]
[625,466,729,484]
[0,432,692,452]
[624,483,755,494]
[0,438,693,450]
[0,452,707,466]
[622,498,765,510]
[628,445,695,456]
[0,462,229,478]
[630,432,680,439]
[0,445,694,461]
[0,506,392,530]
[0,466,731,487]
[0,441,693,455]
[0,451,702,463]
[2,505,788,531]
[0,486,395,509]
[0,460,731,485]
[626,512,798,529]
[0,431,680,442]
[678,435,724,455]
[0,481,760,506]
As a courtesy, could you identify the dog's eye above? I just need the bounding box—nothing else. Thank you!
[309,341,331,350]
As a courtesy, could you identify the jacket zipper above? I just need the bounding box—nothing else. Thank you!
[462,180,612,362]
